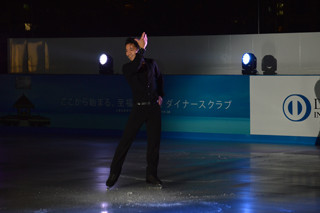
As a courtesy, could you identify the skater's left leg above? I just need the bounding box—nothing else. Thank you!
[145,105,162,185]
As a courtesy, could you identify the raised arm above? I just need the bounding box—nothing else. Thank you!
[135,32,148,50]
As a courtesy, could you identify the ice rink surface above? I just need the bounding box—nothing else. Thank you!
[1,132,320,213]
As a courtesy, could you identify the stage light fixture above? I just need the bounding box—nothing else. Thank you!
[262,55,277,75]
[99,53,113,75]
[242,53,257,75]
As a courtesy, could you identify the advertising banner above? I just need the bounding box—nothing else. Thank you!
[250,76,320,137]
[0,75,250,135]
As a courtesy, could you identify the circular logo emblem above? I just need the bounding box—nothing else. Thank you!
[283,94,311,122]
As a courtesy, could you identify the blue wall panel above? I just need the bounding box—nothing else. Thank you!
[0,75,250,135]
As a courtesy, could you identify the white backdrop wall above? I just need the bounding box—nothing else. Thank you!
[9,32,320,75]
[250,76,320,137]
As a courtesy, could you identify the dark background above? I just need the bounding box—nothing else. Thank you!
[1,0,320,73]
[2,0,320,37]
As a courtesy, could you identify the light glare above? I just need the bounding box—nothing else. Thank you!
[99,54,108,65]
[242,53,250,65]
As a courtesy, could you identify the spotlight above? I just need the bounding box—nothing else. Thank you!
[99,54,108,65]
[99,53,113,75]
[242,53,257,75]
[262,55,277,75]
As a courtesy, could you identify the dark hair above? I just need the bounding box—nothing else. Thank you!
[125,37,139,49]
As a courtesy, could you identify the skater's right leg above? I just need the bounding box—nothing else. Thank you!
[106,108,145,188]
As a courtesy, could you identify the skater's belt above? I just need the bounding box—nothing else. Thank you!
[136,101,151,106]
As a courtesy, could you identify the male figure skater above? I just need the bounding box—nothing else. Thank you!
[106,32,164,189]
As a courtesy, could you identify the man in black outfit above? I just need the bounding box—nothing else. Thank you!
[106,32,164,189]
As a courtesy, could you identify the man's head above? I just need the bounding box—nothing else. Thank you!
[125,37,139,61]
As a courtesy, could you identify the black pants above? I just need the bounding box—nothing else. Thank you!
[109,104,162,177]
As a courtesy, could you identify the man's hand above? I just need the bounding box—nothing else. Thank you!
[135,32,148,49]
[157,96,163,106]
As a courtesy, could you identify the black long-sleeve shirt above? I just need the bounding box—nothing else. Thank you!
[122,48,164,104]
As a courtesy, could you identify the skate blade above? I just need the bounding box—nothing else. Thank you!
[146,183,163,189]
